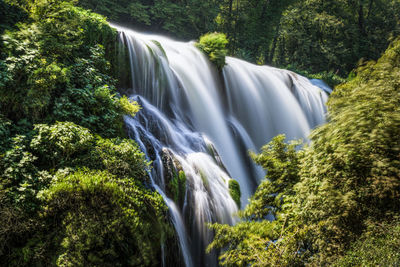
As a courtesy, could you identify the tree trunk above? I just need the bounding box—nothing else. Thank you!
[367,0,373,19]
[358,2,366,36]
[267,23,280,64]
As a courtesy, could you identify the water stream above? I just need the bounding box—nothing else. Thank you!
[112,24,328,267]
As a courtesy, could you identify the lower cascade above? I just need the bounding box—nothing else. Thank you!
[112,24,328,267]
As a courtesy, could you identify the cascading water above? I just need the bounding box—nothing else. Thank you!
[112,24,328,267]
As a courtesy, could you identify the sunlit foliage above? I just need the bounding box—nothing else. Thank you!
[209,135,306,266]
[0,0,139,137]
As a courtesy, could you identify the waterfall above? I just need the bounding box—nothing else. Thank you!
[112,24,328,267]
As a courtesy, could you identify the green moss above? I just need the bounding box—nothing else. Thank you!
[199,170,209,188]
[168,170,187,206]
[228,179,241,208]
[195,32,228,70]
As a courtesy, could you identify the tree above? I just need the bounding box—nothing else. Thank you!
[208,135,306,266]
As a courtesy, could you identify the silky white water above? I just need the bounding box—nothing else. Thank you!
[113,24,328,267]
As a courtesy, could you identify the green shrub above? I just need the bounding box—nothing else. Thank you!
[196,32,228,69]
[118,95,140,116]
[93,136,149,181]
[0,2,168,266]
[0,135,47,210]
[0,0,28,34]
[25,169,170,266]
[30,122,95,169]
[209,135,304,266]
[0,121,158,265]
[30,122,149,182]
[293,37,400,264]
[244,135,302,219]
[0,116,12,151]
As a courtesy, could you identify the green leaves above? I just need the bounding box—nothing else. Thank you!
[37,169,169,266]
[31,122,94,166]
[209,135,304,266]
[196,32,228,69]
[334,219,400,266]
[244,135,302,220]
[29,122,149,182]
[0,121,165,265]
[118,95,140,117]
[0,1,123,134]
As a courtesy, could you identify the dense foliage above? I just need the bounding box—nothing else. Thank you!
[209,36,400,266]
[273,0,400,76]
[0,1,170,266]
[0,0,140,137]
[334,219,400,266]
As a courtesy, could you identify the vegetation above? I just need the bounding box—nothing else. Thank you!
[274,0,400,76]
[228,179,241,208]
[0,0,139,137]
[21,169,167,266]
[0,1,170,266]
[209,135,305,266]
[334,219,400,266]
[196,32,228,69]
[216,0,400,81]
[167,170,186,207]
[209,36,400,266]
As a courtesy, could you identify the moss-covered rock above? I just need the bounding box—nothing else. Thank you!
[162,148,187,208]
[195,32,228,70]
[228,179,241,208]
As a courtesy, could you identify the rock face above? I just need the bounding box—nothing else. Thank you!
[161,148,186,209]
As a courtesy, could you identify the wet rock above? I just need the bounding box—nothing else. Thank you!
[161,148,186,209]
